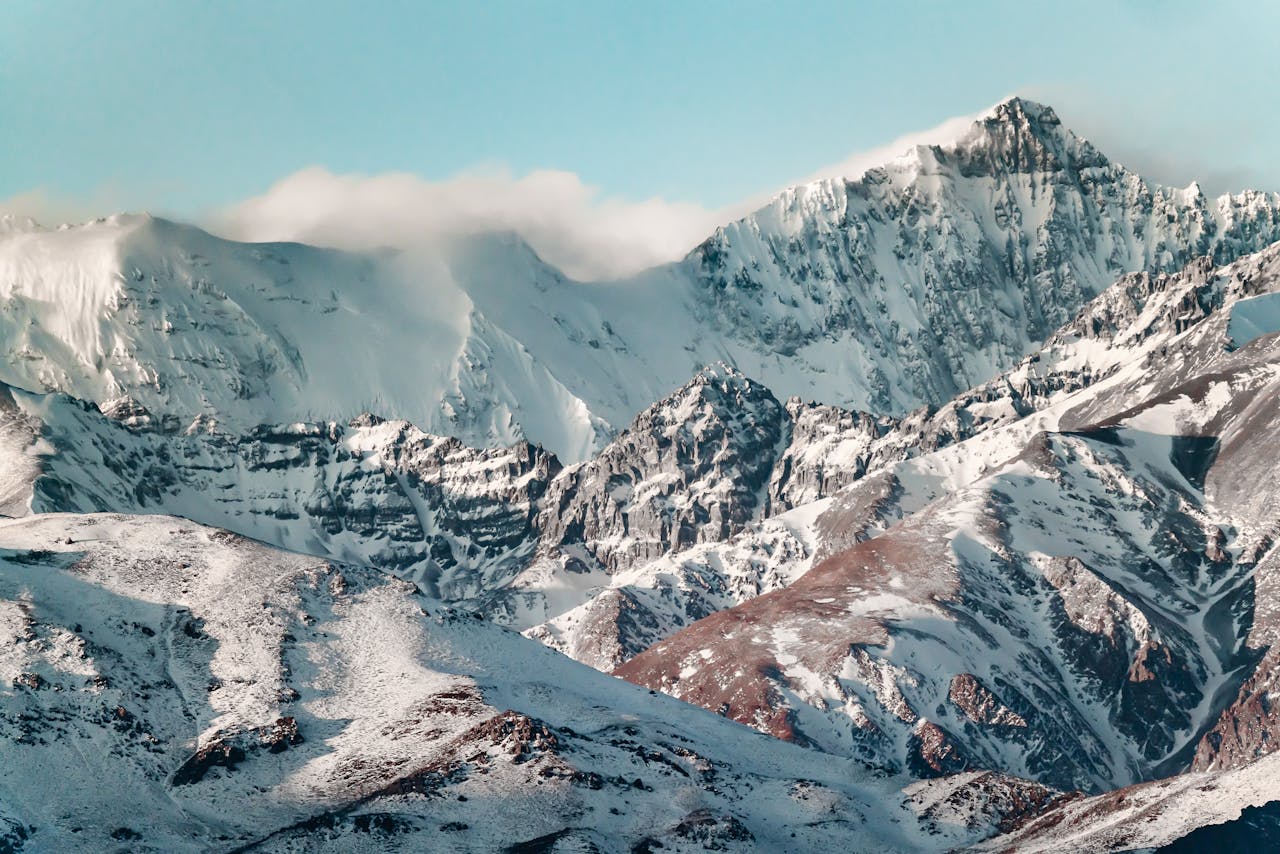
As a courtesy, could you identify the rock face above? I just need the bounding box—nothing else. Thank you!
[537,365,787,575]
[949,674,1028,728]
[767,399,896,511]
[688,98,1280,413]
[21,405,559,598]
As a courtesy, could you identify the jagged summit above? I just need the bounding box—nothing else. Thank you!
[686,98,1280,423]
[907,96,1079,168]
[674,360,761,394]
[773,97,1078,198]
[984,94,1058,119]
[976,95,1064,135]
[952,95,1104,174]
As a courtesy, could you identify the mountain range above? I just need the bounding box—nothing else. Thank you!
[2,97,1280,851]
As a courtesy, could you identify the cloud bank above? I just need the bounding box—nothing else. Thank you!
[794,113,982,188]
[209,110,985,281]
[211,167,728,281]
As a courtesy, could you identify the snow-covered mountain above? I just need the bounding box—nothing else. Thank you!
[5,231,1278,832]
[684,99,1280,411]
[0,357,1001,672]
[617,238,1280,795]
[4,95,1280,850]
[4,98,1280,465]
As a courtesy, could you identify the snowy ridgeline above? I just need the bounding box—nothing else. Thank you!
[0,96,1279,851]
[2,99,1279,465]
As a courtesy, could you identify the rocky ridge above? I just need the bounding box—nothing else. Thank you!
[0,512,1025,853]
[616,241,1280,795]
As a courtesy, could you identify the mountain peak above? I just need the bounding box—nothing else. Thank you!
[951,95,1100,174]
[982,95,1062,128]
[673,362,779,407]
[622,361,780,437]
[691,360,748,384]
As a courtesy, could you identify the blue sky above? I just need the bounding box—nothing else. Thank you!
[2,0,1278,274]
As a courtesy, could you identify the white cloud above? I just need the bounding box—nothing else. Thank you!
[211,166,729,281]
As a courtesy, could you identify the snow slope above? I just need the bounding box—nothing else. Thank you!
[0,216,608,462]
[0,511,1046,853]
